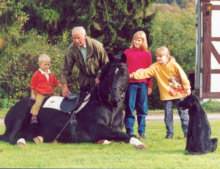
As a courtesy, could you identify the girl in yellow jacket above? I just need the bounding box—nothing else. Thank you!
[130,46,191,139]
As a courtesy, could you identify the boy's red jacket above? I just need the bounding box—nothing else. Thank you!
[30,70,59,94]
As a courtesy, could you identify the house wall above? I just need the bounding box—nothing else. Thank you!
[210,1,220,93]
[195,0,220,101]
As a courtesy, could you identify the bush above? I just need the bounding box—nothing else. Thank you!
[202,100,220,112]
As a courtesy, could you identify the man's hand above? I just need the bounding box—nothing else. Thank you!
[95,77,100,84]
[62,84,69,97]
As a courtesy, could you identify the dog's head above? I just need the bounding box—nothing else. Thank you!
[178,95,199,110]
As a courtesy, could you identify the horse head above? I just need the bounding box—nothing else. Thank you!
[100,53,129,106]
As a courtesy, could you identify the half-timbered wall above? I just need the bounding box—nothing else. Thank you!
[196,0,220,100]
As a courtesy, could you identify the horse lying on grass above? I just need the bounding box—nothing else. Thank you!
[0,54,146,149]
[178,95,218,154]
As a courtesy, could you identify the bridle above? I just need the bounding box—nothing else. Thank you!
[107,63,129,102]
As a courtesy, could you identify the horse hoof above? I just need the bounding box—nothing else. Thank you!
[102,140,111,144]
[17,138,26,146]
[95,139,111,144]
[52,140,58,144]
[33,136,44,144]
[135,144,146,150]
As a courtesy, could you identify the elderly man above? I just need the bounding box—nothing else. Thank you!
[61,26,109,97]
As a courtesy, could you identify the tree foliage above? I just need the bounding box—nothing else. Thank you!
[156,0,195,8]
[149,6,196,71]
[19,0,156,53]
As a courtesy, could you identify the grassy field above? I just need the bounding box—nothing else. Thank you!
[0,119,219,168]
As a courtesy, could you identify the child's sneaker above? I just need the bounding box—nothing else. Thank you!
[31,114,38,124]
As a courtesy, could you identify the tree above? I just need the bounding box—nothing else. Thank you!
[149,6,196,70]
[7,0,156,53]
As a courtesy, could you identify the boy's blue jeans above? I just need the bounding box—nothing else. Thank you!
[124,83,148,136]
[164,98,189,136]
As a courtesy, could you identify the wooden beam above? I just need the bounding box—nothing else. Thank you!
[203,92,220,98]
[210,69,220,73]
[211,43,220,64]
[212,6,220,10]
[201,0,210,2]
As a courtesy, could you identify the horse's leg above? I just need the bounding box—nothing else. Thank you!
[33,136,44,144]
[89,125,146,149]
[13,123,41,145]
[16,138,26,146]
[8,119,24,145]
[111,108,124,131]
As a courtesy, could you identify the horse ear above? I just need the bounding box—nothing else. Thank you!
[100,62,110,80]
[120,53,127,63]
[108,53,114,62]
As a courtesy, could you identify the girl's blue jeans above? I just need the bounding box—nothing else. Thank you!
[124,83,148,135]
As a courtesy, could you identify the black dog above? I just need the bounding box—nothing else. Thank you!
[178,95,218,155]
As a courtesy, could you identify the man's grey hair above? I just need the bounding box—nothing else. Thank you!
[71,26,86,35]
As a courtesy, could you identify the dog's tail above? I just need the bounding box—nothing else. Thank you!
[210,138,218,152]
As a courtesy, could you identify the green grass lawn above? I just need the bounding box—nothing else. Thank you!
[0,120,219,168]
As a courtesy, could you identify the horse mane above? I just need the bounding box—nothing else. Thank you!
[99,62,111,81]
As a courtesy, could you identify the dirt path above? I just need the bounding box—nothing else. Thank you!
[146,113,220,122]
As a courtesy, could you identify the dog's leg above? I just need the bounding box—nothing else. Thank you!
[210,138,218,152]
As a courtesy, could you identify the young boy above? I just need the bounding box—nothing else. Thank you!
[130,46,191,138]
[30,54,62,124]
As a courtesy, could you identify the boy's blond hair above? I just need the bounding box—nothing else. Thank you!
[155,46,176,63]
[155,46,171,57]
[130,30,148,51]
[38,54,51,65]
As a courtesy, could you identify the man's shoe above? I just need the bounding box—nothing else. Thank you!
[165,134,173,139]
[138,135,147,140]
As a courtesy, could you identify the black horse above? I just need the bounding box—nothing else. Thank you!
[0,54,146,149]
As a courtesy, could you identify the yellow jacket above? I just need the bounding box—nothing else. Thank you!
[130,59,191,101]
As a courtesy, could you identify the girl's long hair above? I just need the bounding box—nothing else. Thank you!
[130,30,148,51]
